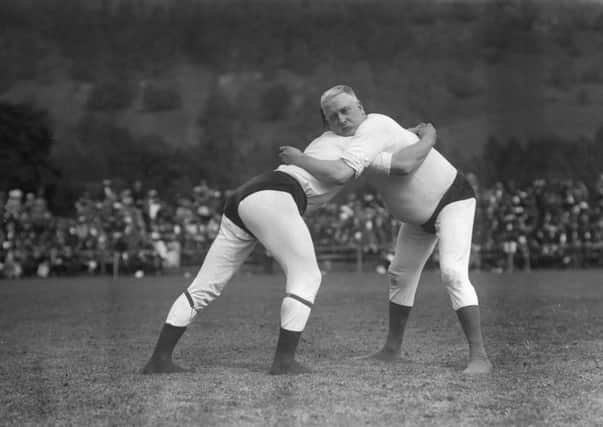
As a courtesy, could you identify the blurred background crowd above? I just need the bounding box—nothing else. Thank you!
[2,173,602,279]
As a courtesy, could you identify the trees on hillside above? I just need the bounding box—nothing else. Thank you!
[2,1,602,202]
[0,102,59,193]
[477,132,603,187]
[1,0,597,81]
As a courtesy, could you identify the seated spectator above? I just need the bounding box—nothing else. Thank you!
[2,173,603,279]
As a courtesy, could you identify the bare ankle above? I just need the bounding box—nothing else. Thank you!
[469,347,488,359]
[384,338,402,352]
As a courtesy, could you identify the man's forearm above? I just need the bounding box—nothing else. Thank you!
[390,131,436,175]
[292,155,354,185]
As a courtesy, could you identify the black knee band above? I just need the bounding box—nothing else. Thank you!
[184,290,195,309]
[285,293,313,308]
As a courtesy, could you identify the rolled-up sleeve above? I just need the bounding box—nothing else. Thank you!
[369,152,393,175]
[340,118,390,178]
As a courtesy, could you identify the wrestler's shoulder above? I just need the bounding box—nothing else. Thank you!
[362,113,402,130]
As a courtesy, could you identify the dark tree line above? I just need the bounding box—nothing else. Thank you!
[1,0,601,88]
[471,131,603,187]
[3,101,602,213]
[0,102,59,194]
[0,102,201,212]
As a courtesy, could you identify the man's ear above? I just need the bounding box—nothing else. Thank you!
[320,107,328,128]
[357,101,366,115]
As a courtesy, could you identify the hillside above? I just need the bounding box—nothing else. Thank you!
[2,54,600,159]
[1,0,603,191]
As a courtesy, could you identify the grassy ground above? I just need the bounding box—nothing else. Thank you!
[1,270,602,426]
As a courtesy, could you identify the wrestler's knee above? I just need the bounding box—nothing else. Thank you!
[387,268,420,306]
[440,262,467,288]
[388,268,402,287]
[186,280,227,310]
[440,262,478,309]
[287,265,321,303]
[388,267,419,290]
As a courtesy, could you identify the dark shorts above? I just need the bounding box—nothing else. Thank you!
[421,171,476,235]
[223,170,307,237]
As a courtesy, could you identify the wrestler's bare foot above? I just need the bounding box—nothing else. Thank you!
[269,359,312,375]
[141,357,189,374]
[462,356,493,375]
[366,345,402,362]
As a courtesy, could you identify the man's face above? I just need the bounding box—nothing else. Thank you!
[322,93,366,136]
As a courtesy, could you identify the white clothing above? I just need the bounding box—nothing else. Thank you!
[277,131,349,213]
[313,113,479,309]
[167,131,364,333]
[166,215,257,327]
[167,192,321,332]
[388,198,478,310]
[342,113,458,225]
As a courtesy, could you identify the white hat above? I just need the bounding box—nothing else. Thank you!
[9,189,22,198]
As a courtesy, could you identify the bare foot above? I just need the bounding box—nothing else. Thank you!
[141,357,189,374]
[269,359,312,375]
[373,343,403,361]
[462,357,493,375]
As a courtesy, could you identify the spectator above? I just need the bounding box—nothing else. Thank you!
[2,174,603,279]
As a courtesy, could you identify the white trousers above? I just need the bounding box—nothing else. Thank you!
[388,198,479,311]
[167,190,321,331]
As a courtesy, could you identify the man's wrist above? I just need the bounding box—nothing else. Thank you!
[292,153,305,165]
[382,152,393,175]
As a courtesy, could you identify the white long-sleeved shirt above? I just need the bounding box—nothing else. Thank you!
[341,113,457,224]
[276,131,349,213]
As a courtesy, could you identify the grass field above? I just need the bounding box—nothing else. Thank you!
[1,270,602,426]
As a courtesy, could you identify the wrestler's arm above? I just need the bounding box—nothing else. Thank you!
[279,118,388,185]
[287,157,354,185]
[280,123,437,182]
[372,123,436,176]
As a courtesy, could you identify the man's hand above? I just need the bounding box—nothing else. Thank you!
[408,122,436,140]
[279,146,303,164]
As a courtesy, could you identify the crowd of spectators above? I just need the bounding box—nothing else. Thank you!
[2,173,603,279]
[474,174,603,271]
[0,180,223,279]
